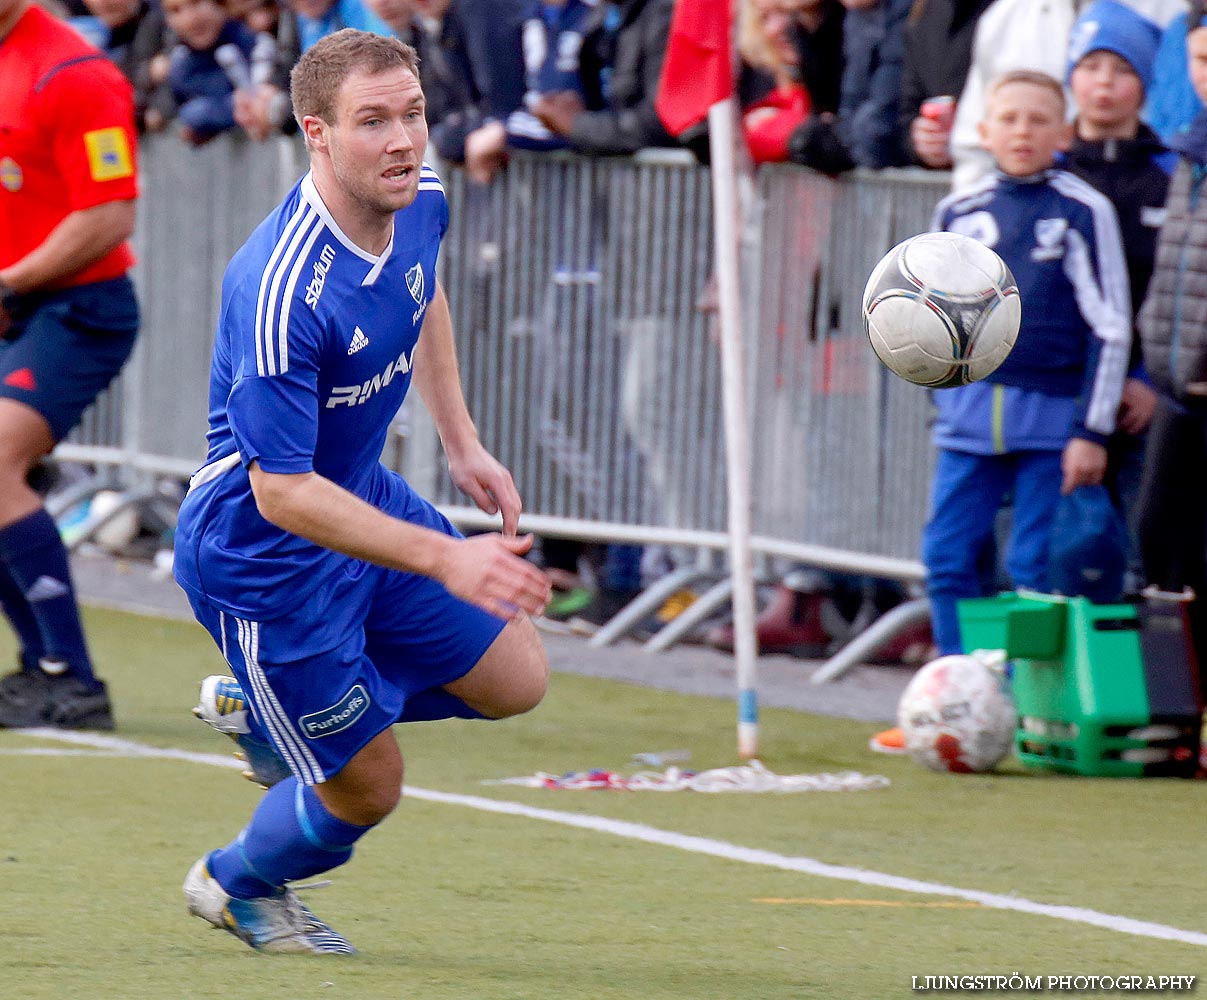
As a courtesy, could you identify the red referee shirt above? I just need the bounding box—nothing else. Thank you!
[0,4,138,287]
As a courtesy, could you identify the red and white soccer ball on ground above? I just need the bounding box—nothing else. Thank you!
[897,653,1017,773]
[862,231,1021,388]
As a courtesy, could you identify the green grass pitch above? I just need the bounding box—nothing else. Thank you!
[0,607,1203,999]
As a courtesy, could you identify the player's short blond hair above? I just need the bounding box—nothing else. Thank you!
[290,29,420,128]
[986,69,1067,115]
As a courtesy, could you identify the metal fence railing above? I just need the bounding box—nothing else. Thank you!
[57,134,951,643]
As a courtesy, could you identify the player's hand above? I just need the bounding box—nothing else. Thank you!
[533,92,584,136]
[1061,438,1108,495]
[438,532,551,619]
[1117,378,1157,436]
[910,115,953,168]
[447,442,523,536]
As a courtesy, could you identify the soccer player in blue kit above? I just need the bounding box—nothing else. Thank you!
[174,29,551,954]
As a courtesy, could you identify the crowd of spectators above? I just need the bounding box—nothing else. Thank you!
[53,0,1184,174]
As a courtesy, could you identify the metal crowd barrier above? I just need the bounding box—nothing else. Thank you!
[57,134,951,648]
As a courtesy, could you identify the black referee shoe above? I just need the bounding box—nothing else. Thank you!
[0,666,114,730]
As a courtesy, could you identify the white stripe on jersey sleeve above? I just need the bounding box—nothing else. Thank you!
[419,162,444,194]
[277,221,325,375]
[257,209,319,376]
[253,202,311,378]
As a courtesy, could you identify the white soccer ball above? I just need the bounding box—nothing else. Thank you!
[88,489,140,553]
[897,654,1017,773]
[862,231,1021,388]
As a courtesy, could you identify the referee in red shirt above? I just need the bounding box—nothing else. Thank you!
[0,0,140,729]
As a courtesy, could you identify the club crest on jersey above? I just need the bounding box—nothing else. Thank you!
[326,345,414,407]
[305,244,336,308]
[298,684,370,739]
[1031,218,1067,262]
[406,263,424,305]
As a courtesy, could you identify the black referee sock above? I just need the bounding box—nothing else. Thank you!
[0,507,97,687]
[0,558,47,671]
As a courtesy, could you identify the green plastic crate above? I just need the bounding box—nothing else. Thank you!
[958,593,1200,778]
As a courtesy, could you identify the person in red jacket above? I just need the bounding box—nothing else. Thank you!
[738,0,812,163]
[0,0,140,729]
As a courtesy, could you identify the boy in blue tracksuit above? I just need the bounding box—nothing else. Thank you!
[923,69,1132,655]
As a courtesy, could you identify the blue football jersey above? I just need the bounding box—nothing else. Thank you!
[174,166,447,616]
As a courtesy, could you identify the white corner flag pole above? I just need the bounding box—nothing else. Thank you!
[707,96,759,760]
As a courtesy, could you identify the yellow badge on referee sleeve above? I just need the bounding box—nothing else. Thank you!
[83,127,134,182]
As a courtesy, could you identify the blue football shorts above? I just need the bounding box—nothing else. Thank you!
[187,492,507,784]
[0,277,139,441]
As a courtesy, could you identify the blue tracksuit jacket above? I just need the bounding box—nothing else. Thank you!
[930,168,1132,453]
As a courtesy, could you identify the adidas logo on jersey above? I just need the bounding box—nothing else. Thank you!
[347,326,369,355]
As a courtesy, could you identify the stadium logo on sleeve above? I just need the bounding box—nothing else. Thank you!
[0,157,22,192]
[305,244,337,308]
[83,127,134,182]
[298,684,371,739]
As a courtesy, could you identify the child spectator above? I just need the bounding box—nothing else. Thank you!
[950,0,1178,190]
[1064,0,1170,594]
[76,0,175,132]
[162,0,267,144]
[1136,15,1207,700]
[872,69,1131,752]
[930,70,1130,649]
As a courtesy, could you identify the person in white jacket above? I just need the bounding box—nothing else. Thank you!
[949,0,1181,190]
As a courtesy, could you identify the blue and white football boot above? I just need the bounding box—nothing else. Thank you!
[192,675,291,788]
[183,858,356,955]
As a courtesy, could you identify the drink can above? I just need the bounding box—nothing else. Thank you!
[921,95,955,127]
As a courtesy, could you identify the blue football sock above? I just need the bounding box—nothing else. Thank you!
[0,560,46,670]
[208,778,374,899]
[0,508,95,685]
[397,687,485,723]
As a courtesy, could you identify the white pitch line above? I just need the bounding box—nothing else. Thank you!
[13,728,1207,950]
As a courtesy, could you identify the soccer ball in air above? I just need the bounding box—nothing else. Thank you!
[862,231,1021,388]
[897,654,1017,774]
